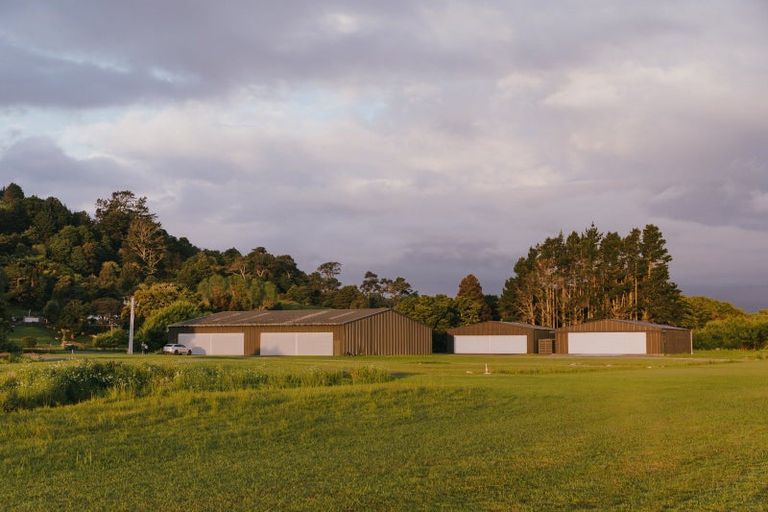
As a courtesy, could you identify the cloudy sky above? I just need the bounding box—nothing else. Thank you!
[1,1,767,309]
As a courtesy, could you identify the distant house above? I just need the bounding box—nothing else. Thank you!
[448,321,555,354]
[167,308,432,356]
[555,319,692,355]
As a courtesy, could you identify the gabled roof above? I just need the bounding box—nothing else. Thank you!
[557,318,689,332]
[169,308,390,328]
[495,321,554,330]
[609,319,689,331]
[448,320,554,335]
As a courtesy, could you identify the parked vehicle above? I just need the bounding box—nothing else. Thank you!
[162,343,192,355]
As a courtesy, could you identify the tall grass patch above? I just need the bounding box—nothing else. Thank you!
[0,360,392,411]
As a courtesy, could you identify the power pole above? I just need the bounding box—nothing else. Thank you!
[127,296,135,355]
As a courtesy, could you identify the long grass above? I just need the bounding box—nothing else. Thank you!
[1,354,767,511]
[0,360,391,411]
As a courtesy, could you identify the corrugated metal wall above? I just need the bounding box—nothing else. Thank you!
[554,319,691,355]
[663,329,693,354]
[169,310,431,356]
[532,329,555,353]
[341,310,431,355]
[448,322,554,354]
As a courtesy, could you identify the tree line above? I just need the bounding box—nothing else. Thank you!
[497,224,686,327]
[1,183,763,352]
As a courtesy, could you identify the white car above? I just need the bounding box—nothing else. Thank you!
[162,343,192,355]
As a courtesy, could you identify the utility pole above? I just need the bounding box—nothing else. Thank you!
[127,296,135,355]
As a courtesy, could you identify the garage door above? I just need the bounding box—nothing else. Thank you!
[454,335,528,354]
[260,332,334,356]
[178,333,245,356]
[567,332,647,355]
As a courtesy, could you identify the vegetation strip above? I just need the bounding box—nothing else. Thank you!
[0,360,391,411]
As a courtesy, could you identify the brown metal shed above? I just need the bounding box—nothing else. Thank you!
[167,308,432,356]
[447,321,555,354]
[554,319,692,355]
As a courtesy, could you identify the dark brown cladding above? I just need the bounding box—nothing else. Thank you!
[554,319,692,355]
[168,308,431,356]
[447,321,555,353]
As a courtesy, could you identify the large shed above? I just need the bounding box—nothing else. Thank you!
[555,319,692,355]
[167,308,431,356]
[447,321,555,354]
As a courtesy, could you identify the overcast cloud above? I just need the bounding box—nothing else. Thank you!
[1,1,767,309]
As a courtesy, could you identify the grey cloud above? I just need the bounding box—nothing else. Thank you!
[0,0,730,108]
[0,37,203,108]
[350,239,516,296]
[1,1,768,308]
[0,136,139,209]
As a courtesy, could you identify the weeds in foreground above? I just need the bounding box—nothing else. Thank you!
[0,360,392,411]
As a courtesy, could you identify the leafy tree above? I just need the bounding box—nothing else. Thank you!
[0,183,29,234]
[249,279,278,309]
[91,297,123,328]
[638,225,685,324]
[316,262,342,295]
[681,296,745,330]
[694,313,768,350]
[499,224,685,327]
[97,261,121,292]
[327,285,366,309]
[395,294,459,352]
[136,300,200,350]
[395,295,458,333]
[456,274,491,322]
[380,276,413,304]
[360,271,382,296]
[484,294,499,320]
[176,252,219,290]
[130,282,196,320]
[91,328,128,348]
[123,216,166,277]
[2,183,24,202]
[56,300,89,341]
[43,299,61,325]
[94,190,151,254]
[26,196,74,243]
[4,257,57,310]
[197,274,231,311]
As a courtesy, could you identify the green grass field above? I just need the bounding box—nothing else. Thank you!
[7,324,58,344]
[2,352,767,511]
[7,324,92,347]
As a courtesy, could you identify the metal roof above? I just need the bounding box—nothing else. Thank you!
[609,319,689,331]
[557,319,689,332]
[496,321,554,330]
[447,320,554,335]
[169,308,390,327]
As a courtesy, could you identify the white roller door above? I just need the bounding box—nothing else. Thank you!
[260,332,334,356]
[178,333,245,356]
[454,335,528,354]
[567,332,647,355]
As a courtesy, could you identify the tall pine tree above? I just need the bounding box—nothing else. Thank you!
[456,274,492,324]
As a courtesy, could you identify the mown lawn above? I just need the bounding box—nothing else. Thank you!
[7,325,58,345]
[7,324,92,347]
[1,353,768,511]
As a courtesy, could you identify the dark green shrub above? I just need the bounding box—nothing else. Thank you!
[0,339,21,353]
[694,314,768,350]
[92,328,128,348]
[20,336,37,348]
